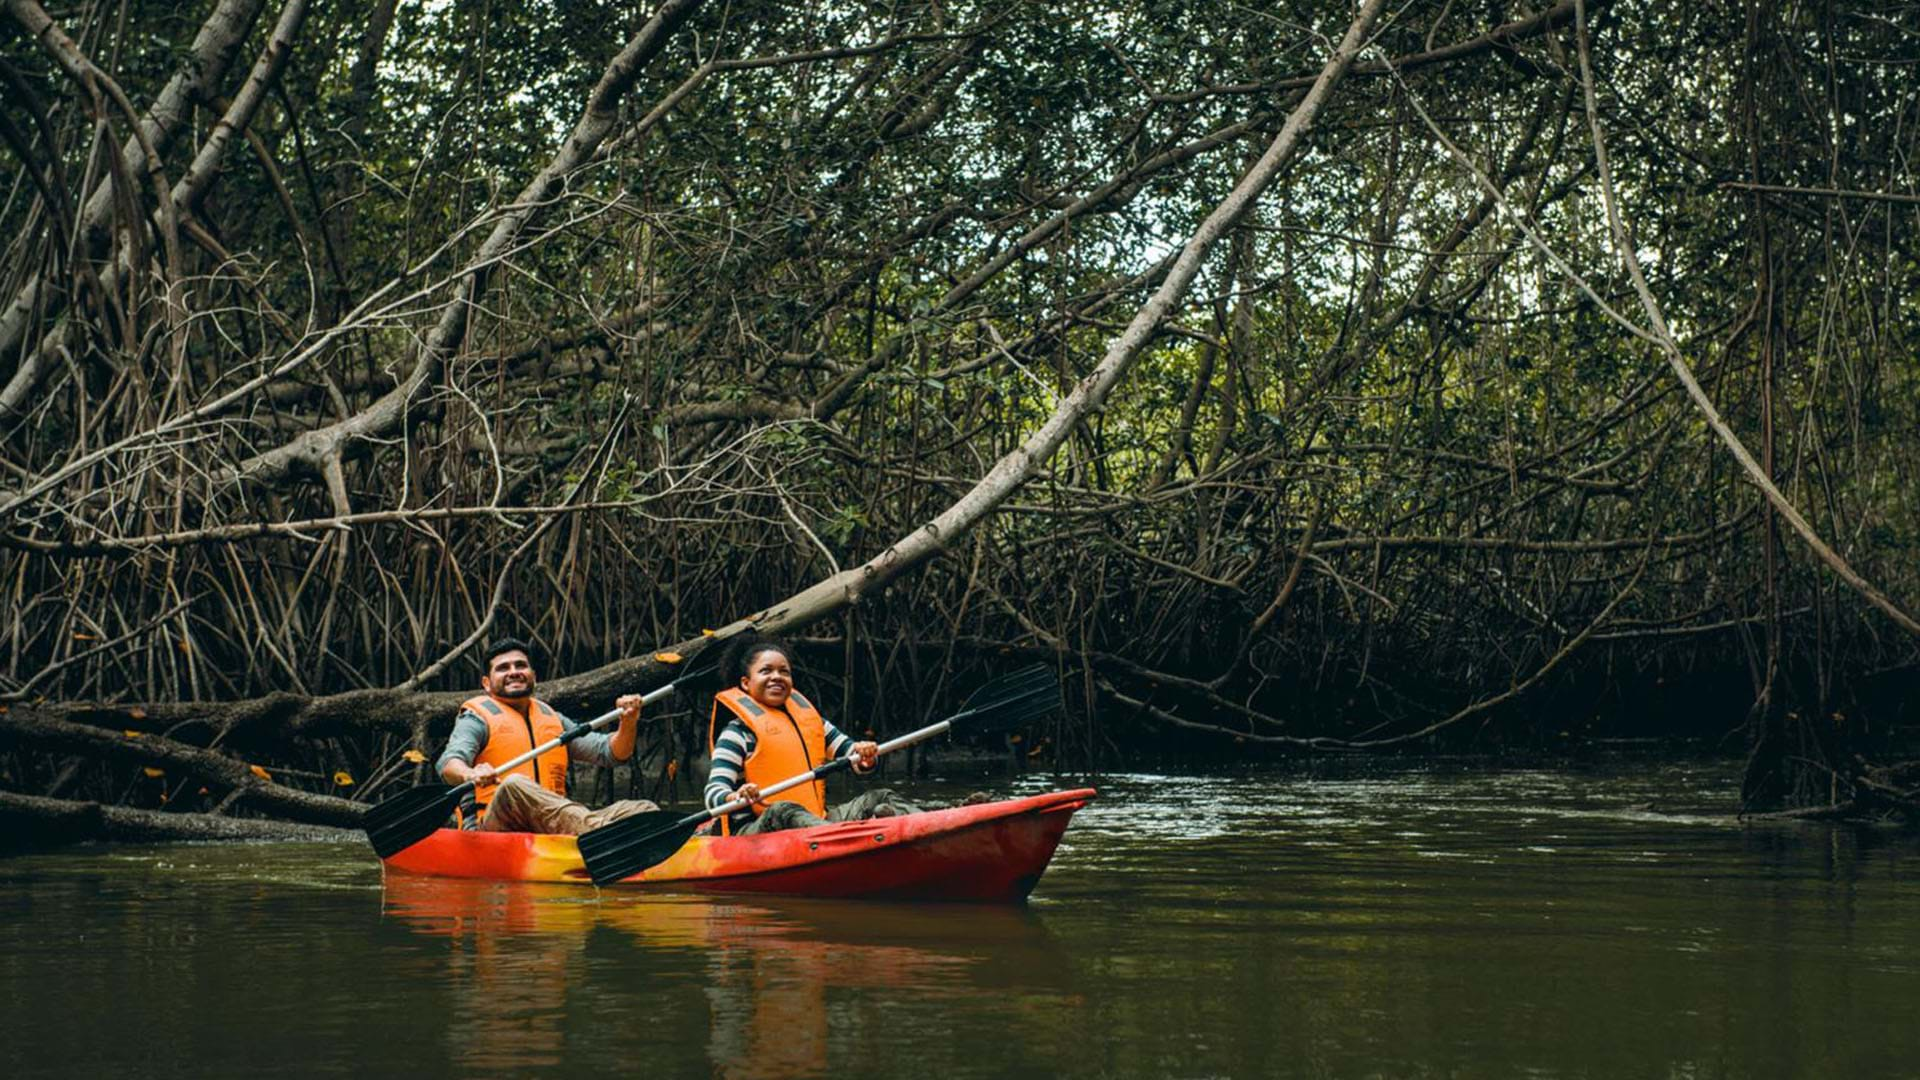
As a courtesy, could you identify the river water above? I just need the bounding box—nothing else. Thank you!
[2,757,1915,1078]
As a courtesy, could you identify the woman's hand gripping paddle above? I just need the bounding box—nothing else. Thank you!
[364,655,719,858]
[577,664,1062,886]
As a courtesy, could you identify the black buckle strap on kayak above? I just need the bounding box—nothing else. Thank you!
[577,665,1063,887]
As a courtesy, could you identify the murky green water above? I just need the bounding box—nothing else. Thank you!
[2,759,1916,1078]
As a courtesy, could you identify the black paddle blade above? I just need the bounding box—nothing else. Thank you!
[952,666,1060,726]
[961,681,1063,735]
[958,664,1055,712]
[364,785,462,859]
[578,809,704,886]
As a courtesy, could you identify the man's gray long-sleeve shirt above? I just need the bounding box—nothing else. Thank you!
[434,700,622,776]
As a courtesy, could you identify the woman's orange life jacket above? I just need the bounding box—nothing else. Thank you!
[709,686,829,833]
[461,694,570,811]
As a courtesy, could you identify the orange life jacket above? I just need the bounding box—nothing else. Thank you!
[462,693,570,811]
[709,687,829,832]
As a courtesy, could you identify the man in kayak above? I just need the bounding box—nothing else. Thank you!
[705,637,920,834]
[436,637,659,834]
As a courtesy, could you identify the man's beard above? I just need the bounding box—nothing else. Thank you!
[491,680,534,699]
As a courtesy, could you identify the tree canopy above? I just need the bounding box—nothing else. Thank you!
[3,0,1919,828]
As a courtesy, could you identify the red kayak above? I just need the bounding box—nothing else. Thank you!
[380,788,1095,902]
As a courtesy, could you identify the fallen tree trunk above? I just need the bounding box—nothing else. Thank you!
[39,655,695,746]
[0,706,365,827]
[0,790,357,851]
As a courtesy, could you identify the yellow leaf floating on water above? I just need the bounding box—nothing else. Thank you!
[72,632,97,641]
[127,707,147,720]
[142,767,164,778]
[124,730,145,738]
[401,749,428,764]
[197,787,209,796]
[332,771,355,787]
[249,764,272,782]
[701,629,715,637]
[655,651,683,664]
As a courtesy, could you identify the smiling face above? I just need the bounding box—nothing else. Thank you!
[739,647,793,709]
[482,648,536,700]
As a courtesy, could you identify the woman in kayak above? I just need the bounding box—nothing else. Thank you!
[705,637,919,834]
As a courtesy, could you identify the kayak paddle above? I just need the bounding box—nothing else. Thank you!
[577,664,1062,886]
[364,655,718,858]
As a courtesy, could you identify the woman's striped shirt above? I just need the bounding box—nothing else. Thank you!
[705,713,858,817]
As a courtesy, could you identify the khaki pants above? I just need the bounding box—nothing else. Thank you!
[478,775,658,835]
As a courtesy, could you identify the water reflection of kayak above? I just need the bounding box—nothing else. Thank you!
[379,788,1095,902]
[381,875,1072,977]
[381,874,1081,1077]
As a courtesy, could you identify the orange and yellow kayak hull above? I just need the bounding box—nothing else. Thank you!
[380,788,1095,903]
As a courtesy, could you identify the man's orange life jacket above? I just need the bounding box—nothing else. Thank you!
[709,687,829,832]
[461,694,569,811]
